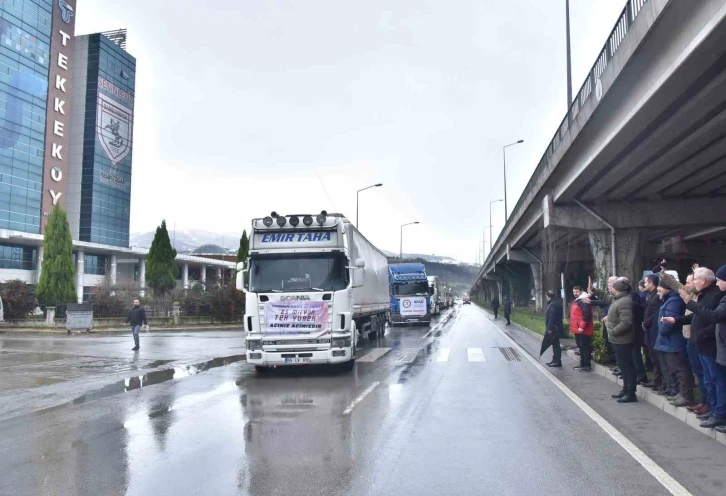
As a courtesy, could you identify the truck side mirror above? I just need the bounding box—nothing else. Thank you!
[236,265,248,293]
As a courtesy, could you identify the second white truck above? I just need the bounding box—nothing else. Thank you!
[237,211,390,372]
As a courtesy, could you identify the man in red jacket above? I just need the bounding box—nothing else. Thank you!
[571,285,594,372]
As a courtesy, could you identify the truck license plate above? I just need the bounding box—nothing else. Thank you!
[284,357,312,364]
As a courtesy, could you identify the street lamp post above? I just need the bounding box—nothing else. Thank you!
[503,140,524,222]
[400,221,420,261]
[489,199,503,259]
[356,183,383,229]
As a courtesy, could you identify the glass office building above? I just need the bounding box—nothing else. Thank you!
[74,31,135,248]
[0,0,52,234]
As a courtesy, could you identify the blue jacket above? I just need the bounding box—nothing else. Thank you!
[655,291,687,353]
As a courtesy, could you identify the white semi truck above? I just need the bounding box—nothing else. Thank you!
[427,276,442,315]
[236,211,390,372]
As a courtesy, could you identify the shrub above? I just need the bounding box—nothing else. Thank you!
[0,280,38,320]
[592,329,615,364]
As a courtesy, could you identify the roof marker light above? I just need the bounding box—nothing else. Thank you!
[276,216,287,227]
[263,217,273,227]
[289,216,300,227]
[303,215,313,226]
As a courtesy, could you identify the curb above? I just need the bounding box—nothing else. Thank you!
[564,349,726,446]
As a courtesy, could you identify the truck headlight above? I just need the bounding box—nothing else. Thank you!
[247,340,262,350]
[332,338,351,348]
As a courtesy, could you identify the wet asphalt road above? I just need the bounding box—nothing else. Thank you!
[0,305,721,495]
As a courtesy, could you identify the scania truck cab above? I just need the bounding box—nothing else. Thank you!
[237,212,389,372]
[388,263,431,325]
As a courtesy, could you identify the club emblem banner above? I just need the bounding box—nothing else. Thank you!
[97,92,132,167]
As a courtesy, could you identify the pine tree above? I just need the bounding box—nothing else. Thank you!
[236,230,249,264]
[36,205,76,306]
[146,220,178,294]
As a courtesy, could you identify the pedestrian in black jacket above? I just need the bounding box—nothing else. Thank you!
[503,296,512,325]
[491,296,500,320]
[642,274,669,391]
[664,268,726,428]
[125,299,147,351]
[545,291,564,367]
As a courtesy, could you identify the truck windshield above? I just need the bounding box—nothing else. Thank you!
[392,282,429,296]
[249,253,348,293]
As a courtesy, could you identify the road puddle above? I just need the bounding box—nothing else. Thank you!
[33,355,246,416]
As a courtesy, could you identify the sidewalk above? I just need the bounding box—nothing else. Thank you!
[480,306,726,447]
[0,323,242,335]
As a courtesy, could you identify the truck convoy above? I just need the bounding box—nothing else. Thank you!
[427,276,443,315]
[388,263,431,325]
[236,211,390,372]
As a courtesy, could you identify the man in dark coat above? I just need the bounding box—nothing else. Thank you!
[491,295,500,320]
[642,274,667,391]
[503,296,513,325]
[125,299,147,351]
[545,290,564,367]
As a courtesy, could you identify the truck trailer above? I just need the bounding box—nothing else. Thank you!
[236,211,390,372]
[388,263,431,325]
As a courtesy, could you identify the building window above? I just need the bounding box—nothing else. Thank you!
[84,254,108,275]
[0,243,36,270]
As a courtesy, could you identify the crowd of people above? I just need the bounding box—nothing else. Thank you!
[543,263,726,432]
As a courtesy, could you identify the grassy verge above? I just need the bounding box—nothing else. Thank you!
[475,301,546,336]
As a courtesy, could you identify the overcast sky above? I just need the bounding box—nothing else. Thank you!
[76,0,624,262]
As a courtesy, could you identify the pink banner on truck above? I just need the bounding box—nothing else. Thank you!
[263,301,329,337]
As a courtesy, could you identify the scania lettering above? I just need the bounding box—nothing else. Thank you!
[237,212,390,372]
[388,263,431,325]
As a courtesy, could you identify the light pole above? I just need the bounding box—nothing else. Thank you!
[489,199,503,257]
[400,221,419,260]
[356,183,383,229]
[566,0,572,109]
[482,225,491,260]
[503,140,524,221]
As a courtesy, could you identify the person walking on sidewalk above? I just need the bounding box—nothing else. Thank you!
[663,267,726,428]
[570,285,593,372]
[655,281,694,408]
[503,295,512,325]
[545,290,564,367]
[125,299,147,351]
[491,295,500,320]
[589,278,637,403]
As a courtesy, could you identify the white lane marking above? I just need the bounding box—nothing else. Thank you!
[357,348,391,363]
[433,348,451,362]
[420,309,455,339]
[394,348,420,363]
[342,381,380,416]
[467,348,486,362]
[481,310,692,496]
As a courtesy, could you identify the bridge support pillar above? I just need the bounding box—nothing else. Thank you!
[588,230,612,288]
[530,263,543,311]
[615,228,642,285]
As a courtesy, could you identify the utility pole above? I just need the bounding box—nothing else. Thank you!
[566,0,573,109]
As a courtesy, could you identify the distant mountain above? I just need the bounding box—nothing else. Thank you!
[130,229,241,253]
[382,251,462,265]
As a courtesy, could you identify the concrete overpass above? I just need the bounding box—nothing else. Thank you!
[472,0,726,309]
